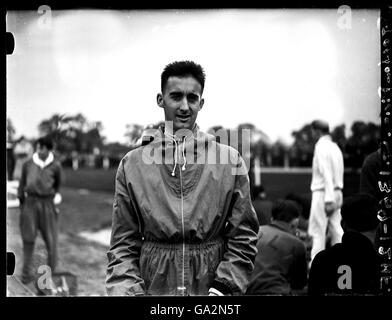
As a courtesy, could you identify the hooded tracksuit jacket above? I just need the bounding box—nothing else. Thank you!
[106,125,259,296]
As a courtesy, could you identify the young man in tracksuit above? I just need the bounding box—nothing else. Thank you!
[106,61,259,296]
[17,136,63,284]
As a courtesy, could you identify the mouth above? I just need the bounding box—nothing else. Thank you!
[176,114,191,122]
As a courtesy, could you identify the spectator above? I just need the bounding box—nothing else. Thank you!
[17,136,63,284]
[308,193,381,295]
[246,199,308,295]
[308,120,344,263]
[359,148,382,200]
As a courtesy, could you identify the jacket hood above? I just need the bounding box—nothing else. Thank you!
[141,123,221,177]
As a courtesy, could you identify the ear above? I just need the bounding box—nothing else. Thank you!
[198,98,205,110]
[157,93,164,108]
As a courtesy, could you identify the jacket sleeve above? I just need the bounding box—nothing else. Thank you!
[105,158,145,296]
[53,162,63,193]
[359,152,379,199]
[289,241,308,290]
[212,154,259,295]
[17,161,27,205]
[316,146,335,203]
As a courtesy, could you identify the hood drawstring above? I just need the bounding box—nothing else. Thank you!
[165,132,189,177]
[172,139,179,176]
[181,136,188,171]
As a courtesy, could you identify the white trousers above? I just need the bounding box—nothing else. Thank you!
[308,190,344,264]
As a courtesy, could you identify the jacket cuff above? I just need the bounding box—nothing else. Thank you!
[211,280,233,295]
[208,288,224,296]
[106,282,145,296]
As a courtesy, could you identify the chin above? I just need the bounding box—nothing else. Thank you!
[174,122,192,131]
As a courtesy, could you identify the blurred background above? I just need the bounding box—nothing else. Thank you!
[6,8,381,296]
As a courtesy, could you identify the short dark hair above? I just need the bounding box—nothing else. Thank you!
[271,199,300,223]
[311,120,330,134]
[341,193,379,232]
[161,60,206,94]
[36,136,54,150]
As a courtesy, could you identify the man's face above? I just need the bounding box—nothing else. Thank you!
[157,76,204,132]
[289,218,299,236]
[37,143,49,161]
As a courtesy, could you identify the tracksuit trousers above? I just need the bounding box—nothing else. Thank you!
[19,196,58,283]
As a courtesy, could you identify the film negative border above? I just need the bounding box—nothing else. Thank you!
[378,5,392,295]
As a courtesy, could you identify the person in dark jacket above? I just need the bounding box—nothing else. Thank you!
[105,61,259,296]
[308,193,381,295]
[246,199,308,295]
[359,148,382,200]
[17,136,63,284]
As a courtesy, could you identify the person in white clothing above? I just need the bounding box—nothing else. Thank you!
[308,120,344,264]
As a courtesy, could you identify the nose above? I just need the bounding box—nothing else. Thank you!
[179,97,189,111]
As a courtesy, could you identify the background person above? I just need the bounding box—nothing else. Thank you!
[246,199,308,295]
[308,193,381,295]
[17,136,63,284]
[308,120,344,264]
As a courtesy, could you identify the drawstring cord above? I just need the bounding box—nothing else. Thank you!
[181,136,187,171]
[172,139,178,176]
[165,132,189,176]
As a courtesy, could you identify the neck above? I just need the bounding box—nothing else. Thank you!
[271,219,296,235]
[39,154,48,161]
[164,122,196,138]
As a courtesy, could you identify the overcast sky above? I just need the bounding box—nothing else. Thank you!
[6,8,380,144]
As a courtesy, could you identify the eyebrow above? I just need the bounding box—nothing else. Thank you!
[169,91,183,96]
[168,91,200,98]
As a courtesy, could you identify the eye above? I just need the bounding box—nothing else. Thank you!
[187,94,200,104]
[170,93,183,101]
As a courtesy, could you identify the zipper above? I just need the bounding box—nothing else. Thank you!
[178,137,186,296]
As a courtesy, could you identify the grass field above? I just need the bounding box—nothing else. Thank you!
[7,187,113,296]
[62,167,361,200]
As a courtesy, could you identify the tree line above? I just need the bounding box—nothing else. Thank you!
[7,113,380,169]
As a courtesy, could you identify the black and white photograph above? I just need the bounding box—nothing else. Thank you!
[5,3,392,307]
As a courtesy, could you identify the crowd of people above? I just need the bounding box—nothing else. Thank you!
[8,60,387,296]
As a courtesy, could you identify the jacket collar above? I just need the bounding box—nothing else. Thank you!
[269,220,293,234]
[32,152,54,169]
[317,134,331,145]
[158,123,199,142]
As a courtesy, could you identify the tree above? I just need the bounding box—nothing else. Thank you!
[345,121,380,168]
[270,139,289,167]
[124,123,144,148]
[290,123,316,167]
[37,113,105,157]
[331,124,347,152]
